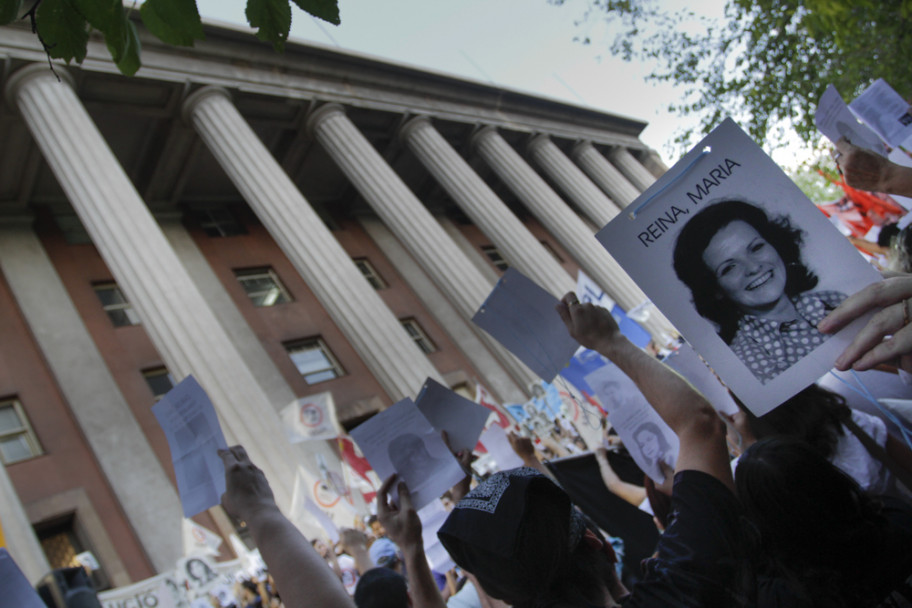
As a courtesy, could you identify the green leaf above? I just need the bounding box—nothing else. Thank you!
[103,5,142,75]
[35,0,89,64]
[0,0,22,25]
[140,0,205,46]
[292,0,340,25]
[246,0,292,51]
[69,0,122,32]
[113,18,142,75]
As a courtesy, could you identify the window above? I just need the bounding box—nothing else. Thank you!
[195,208,246,237]
[353,258,387,290]
[235,267,293,307]
[94,283,140,327]
[481,246,509,272]
[285,339,344,384]
[401,318,437,354]
[36,514,110,591]
[539,240,564,264]
[143,368,176,400]
[0,399,42,464]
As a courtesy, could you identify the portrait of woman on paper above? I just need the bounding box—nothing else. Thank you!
[673,200,847,384]
[633,421,672,481]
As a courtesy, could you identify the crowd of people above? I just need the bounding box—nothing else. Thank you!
[210,144,912,608]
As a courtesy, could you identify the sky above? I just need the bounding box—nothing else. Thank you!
[193,0,725,167]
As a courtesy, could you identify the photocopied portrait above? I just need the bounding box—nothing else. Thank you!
[596,118,881,415]
[672,200,847,384]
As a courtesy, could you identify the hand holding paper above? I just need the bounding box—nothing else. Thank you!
[218,445,277,523]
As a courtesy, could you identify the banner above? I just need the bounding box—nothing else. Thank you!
[281,392,341,443]
[182,519,223,558]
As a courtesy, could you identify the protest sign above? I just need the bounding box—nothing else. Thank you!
[663,344,739,416]
[849,79,912,149]
[596,118,880,415]
[350,398,464,510]
[472,268,579,382]
[182,519,223,558]
[152,375,229,517]
[280,391,340,443]
[0,549,45,608]
[415,378,491,454]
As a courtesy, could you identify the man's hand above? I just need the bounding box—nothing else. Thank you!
[556,291,622,353]
[339,529,369,554]
[219,445,278,523]
[507,432,536,462]
[377,475,423,550]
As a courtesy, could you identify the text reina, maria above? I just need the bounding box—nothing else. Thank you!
[636,158,742,248]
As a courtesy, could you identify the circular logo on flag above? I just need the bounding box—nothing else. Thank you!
[299,403,323,427]
[313,478,342,508]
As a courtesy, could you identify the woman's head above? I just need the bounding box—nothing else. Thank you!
[673,200,818,342]
[735,437,882,570]
[633,422,669,464]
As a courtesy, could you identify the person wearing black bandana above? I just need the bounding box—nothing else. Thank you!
[437,293,751,607]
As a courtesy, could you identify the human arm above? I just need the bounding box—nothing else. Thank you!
[441,430,473,504]
[339,529,373,574]
[377,475,446,608]
[818,275,912,373]
[557,293,732,490]
[834,138,912,196]
[594,447,647,506]
[507,432,549,476]
[218,446,354,608]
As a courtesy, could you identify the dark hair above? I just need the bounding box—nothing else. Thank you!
[738,384,851,459]
[736,437,890,606]
[354,568,409,608]
[633,422,670,465]
[673,200,818,342]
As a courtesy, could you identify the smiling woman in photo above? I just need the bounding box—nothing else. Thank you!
[673,200,846,384]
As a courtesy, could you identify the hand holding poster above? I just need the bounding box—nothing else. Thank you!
[596,119,880,415]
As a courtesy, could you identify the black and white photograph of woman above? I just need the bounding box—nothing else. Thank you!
[674,200,847,384]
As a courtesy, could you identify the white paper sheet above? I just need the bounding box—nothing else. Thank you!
[472,268,579,382]
[152,375,229,517]
[849,78,912,148]
[0,549,45,608]
[349,398,464,510]
[417,499,456,573]
[585,364,679,483]
[415,378,491,454]
[477,423,525,470]
[596,118,881,415]
[815,84,887,154]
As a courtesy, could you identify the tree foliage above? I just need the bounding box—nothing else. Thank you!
[2,0,340,76]
[553,0,912,151]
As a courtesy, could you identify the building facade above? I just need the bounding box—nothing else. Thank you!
[0,17,668,587]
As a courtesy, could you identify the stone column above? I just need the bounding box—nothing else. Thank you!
[0,460,50,583]
[308,105,537,391]
[572,141,641,208]
[5,65,297,512]
[473,127,675,341]
[609,147,657,192]
[182,88,439,402]
[400,116,574,298]
[527,134,622,228]
[640,149,669,179]
[0,217,182,572]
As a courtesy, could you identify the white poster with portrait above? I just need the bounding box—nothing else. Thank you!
[584,363,679,483]
[596,118,880,415]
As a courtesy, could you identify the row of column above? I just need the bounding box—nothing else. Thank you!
[1,64,670,575]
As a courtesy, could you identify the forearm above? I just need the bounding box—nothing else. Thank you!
[403,545,447,608]
[246,506,354,608]
[884,162,912,197]
[348,545,373,574]
[596,457,647,506]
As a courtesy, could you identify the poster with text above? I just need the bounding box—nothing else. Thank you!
[596,119,880,415]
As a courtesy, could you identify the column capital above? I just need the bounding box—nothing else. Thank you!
[469,124,498,151]
[5,64,74,108]
[306,102,346,136]
[570,139,595,161]
[526,133,552,155]
[182,86,232,124]
[398,114,433,143]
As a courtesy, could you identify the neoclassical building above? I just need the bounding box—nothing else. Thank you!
[0,16,669,588]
